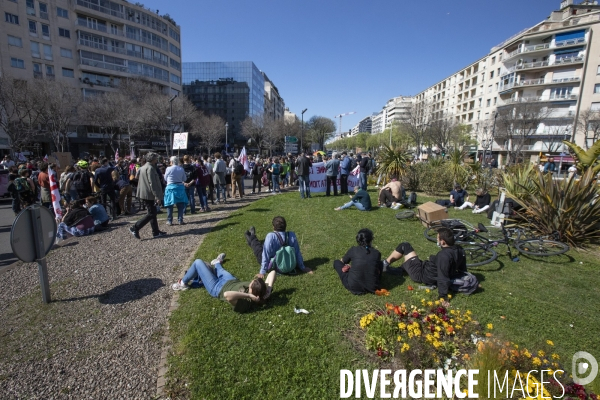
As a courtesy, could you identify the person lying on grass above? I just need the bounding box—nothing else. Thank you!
[333,228,383,295]
[334,185,372,211]
[172,253,276,313]
[382,227,479,302]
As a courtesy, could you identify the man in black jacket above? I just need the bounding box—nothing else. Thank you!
[296,152,312,199]
[382,227,478,301]
[359,153,370,190]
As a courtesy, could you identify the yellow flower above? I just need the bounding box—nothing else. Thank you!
[523,349,531,358]
[487,323,493,330]
[551,353,560,360]
[426,289,431,293]
[398,322,407,330]
[434,300,440,306]
[546,340,554,346]
[397,336,402,342]
[532,357,542,367]
[401,343,410,353]
[448,294,452,299]
[427,301,433,307]
[538,350,545,357]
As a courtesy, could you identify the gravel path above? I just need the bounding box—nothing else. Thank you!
[0,193,268,399]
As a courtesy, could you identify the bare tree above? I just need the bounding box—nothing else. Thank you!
[80,91,125,154]
[0,76,41,152]
[306,116,336,150]
[262,117,283,156]
[496,100,551,164]
[197,112,225,154]
[401,101,433,157]
[577,108,600,149]
[34,79,82,153]
[426,116,458,152]
[241,114,266,153]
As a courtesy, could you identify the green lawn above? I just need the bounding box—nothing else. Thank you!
[166,190,600,399]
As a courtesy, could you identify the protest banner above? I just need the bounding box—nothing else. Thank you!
[307,162,360,193]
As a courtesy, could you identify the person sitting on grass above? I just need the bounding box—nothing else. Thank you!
[334,228,382,295]
[244,216,313,278]
[56,200,95,241]
[334,185,372,211]
[85,196,110,230]
[436,184,468,208]
[382,227,479,301]
[456,188,491,214]
[171,253,276,313]
[377,174,404,208]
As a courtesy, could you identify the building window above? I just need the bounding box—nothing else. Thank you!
[62,68,74,78]
[29,20,37,35]
[26,0,35,15]
[595,84,600,94]
[597,65,600,75]
[39,2,48,19]
[43,44,52,60]
[41,24,50,39]
[491,56,496,64]
[486,99,491,107]
[46,65,54,77]
[170,73,180,85]
[58,28,71,38]
[6,13,20,24]
[33,62,42,77]
[169,43,180,57]
[30,41,40,58]
[493,97,497,105]
[8,35,23,47]
[490,71,494,79]
[57,7,68,18]
[60,47,72,58]
[11,58,25,69]
[591,102,600,111]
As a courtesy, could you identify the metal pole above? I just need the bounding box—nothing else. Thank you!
[301,108,307,153]
[31,206,51,303]
[491,112,498,166]
[168,94,177,157]
[225,122,228,154]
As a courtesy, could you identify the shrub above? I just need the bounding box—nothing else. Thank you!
[419,164,454,195]
[506,168,600,247]
[375,145,412,179]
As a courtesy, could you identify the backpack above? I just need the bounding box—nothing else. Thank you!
[409,191,417,206]
[233,160,244,175]
[272,163,280,175]
[440,219,469,242]
[273,232,297,274]
[72,170,91,193]
[14,177,31,193]
[450,271,479,295]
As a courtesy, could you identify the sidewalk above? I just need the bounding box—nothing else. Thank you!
[0,192,267,399]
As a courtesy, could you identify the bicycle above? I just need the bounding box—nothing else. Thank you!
[424,219,569,267]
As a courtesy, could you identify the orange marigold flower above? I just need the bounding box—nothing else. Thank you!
[407,285,414,291]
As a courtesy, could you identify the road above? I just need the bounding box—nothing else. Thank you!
[0,200,16,270]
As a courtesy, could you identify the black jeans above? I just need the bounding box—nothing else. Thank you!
[379,189,401,207]
[326,175,338,196]
[252,175,262,192]
[340,174,349,194]
[246,232,263,265]
[134,199,159,235]
[101,188,117,219]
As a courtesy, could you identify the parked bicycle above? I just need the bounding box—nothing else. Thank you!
[423,219,569,267]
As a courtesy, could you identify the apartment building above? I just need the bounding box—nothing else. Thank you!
[350,115,373,136]
[262,71,285,122]
[414,0,600,163]
[369,96,413,135]
[0,0,183,154]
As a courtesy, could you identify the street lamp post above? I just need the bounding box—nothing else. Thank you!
[301,108,307,153]
[486,111,498,166]
[225,122,228,154]
[168,94,178,157]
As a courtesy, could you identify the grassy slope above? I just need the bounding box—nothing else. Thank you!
[167,191,600,399]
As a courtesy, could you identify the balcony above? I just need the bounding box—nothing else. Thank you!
[78,37,127,55]
[506,56,584,72]
[77,19,108,33]
[80,57,127,72]
[504,94,578,104]
[76,0,124,19]
[40,11,48,20]
[555,37,586,48]
[546,111,574,119]
[504,37,587,61]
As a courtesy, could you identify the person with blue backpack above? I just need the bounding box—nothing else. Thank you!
[244,216,313,279]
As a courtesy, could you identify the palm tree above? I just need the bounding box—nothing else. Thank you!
[375,144,412,178]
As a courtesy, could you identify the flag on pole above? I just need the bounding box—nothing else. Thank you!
[130,147,135,159]
[115,149,119,162]
[43,154,48,161]
[48,166,62,221]
[239,146,250,172]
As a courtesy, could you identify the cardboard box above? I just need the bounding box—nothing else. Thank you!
[417,201,449,227]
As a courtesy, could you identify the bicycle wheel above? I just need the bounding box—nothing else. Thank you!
[515,239,569,256]
[424,226,439,242]
[463,245,498,267]
[396,211,415,220]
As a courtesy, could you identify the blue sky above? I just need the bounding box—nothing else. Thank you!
[141,0,560,132]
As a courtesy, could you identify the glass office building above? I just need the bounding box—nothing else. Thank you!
[183,62,265,146]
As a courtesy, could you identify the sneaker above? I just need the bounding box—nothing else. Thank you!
[178,220,185,225]
[249,226,256,236]
[391,203,402,210]
[129,226,140,239]
[211,252,226,266]
[153,231,167,238]
[172,280,189,291]
[166,221,173,226]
